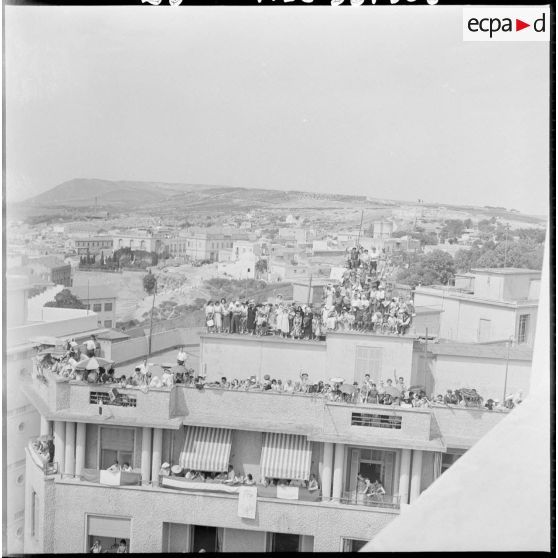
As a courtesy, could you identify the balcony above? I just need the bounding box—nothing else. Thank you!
[44,475,399,553]
[25,368,507,450]
[23,368,182,429]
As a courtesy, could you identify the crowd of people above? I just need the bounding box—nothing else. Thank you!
[35,342,518,412]
[204,247,415,339]
[157,462,320,492]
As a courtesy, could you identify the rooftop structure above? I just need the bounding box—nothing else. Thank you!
[414,268,540,346]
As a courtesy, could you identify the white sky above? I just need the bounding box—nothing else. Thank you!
[5,5,550,214]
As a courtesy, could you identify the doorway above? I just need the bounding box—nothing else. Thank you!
[192,525,218,553]
[267,533,301,552]
[359,461,383,483]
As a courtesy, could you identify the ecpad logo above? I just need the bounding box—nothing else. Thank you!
[463,8,549,42]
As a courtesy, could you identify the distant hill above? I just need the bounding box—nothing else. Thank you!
[19,178,371,211]
[15,178,546,226]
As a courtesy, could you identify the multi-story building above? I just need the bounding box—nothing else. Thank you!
[5,274,108,555]
[414,268,540,346]
[112,231,165,254]
[70,286,118,329]
[73,237,114,256]
[22,329,514,553]
[27,256,73,288]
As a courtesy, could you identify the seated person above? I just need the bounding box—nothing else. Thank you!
[307,474,319,492]
[159,462,171,476]
[184,469,195,480]
[277,479,288,486]
[161,368,174,387]
[90,540,103,554]
[121,462,133,472]
[223,464,236,484]
[434,394,444,405]
[116,539,128,554]
[107,460,120,472]
[244,473,256,486]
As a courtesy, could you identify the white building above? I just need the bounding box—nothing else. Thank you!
[414,268,540,346]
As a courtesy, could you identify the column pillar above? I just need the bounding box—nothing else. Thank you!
[75,422,86,477]
[398,449,412,505]
[141,427,152,484]
[53,421,66,476]
[151,428,163,484]
[331,443,345,501]
[64,422,76,477]
[409,449,423,503]
[321,442,334,499]
[40,416,51,437]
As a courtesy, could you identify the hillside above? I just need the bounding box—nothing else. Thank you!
[13,178,547,226]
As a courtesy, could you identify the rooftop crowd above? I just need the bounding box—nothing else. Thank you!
[34,343,520,413]
[204,247,415,339]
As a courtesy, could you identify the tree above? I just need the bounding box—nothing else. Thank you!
[397,250,455,288]
[44,289,86,309]
[143,271,157,295]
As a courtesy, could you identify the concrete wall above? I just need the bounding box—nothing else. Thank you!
[108,327,201,364]
[50,480,398,553]
[223,528,266,552]
[325,332,415,386]
[230,430,263,482]
[413,292,522,343]
[431,354,532,400]
[432,406,509,449]
[200,335,327,383]
[7,313,99,348]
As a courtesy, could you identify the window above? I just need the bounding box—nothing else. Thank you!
[104,303,113,312]
[354,346,382,384]
[518,314,530,344]
[104,320,113,328]
[342,539,368,552]
[351,413,402,429]
[31,491,39,539]
[267,533,301,553]
[86,516,131,553]
[93,303,102,312]
[441,451,464,474]
[99,427,136,469]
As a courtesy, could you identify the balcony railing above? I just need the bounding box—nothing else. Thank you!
[65,470,398,511]
[28,438,59,475]
[338,491,400,509]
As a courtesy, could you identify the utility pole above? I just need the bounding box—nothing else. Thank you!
[148,279,157,357]
[87,280,90,316]
[502,336,512,403]
[307,273,313,306]
[356,210,364,248]
[503,223,510,267]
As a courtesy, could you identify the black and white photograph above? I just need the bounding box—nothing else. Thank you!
[3,0,552,554]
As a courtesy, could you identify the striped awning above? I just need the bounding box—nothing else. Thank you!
[179,426,232,473]
[260,433,312,481]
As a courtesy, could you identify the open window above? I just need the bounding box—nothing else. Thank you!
[99,427,135,470]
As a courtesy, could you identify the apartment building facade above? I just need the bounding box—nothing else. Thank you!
[22,330,512,553]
